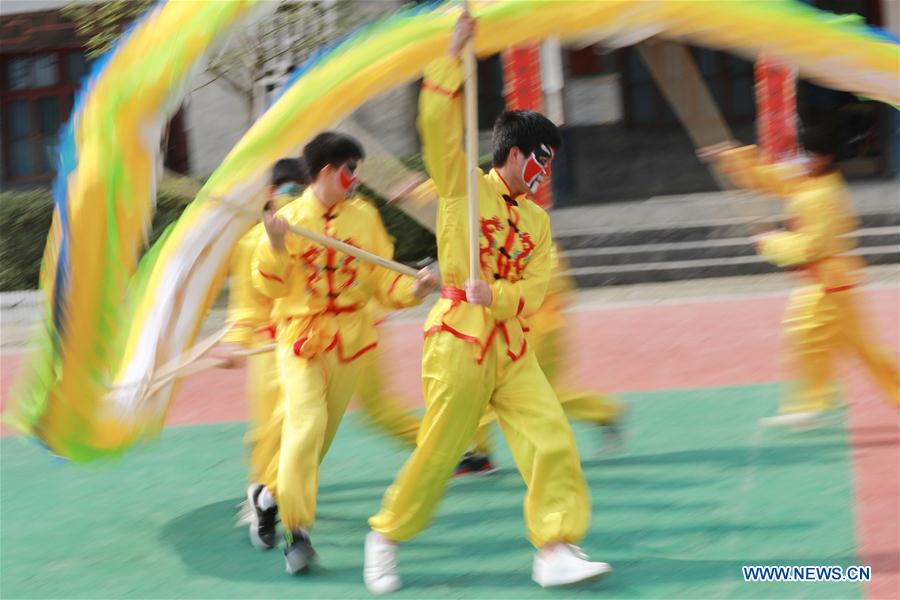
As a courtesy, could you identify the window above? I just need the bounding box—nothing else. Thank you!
[2,50,88,183]
[7,54,59,90]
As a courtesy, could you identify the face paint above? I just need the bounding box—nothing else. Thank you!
[268,182,302,211]
[522,144,554,193]
[339,161,360,193]
[275,182,301,197]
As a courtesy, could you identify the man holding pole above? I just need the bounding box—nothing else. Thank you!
[363,12,610,594]
[253,131,438,575]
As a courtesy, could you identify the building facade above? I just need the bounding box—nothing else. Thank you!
[2,0,896,202]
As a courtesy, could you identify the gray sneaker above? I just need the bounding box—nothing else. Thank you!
[284,529,316,575]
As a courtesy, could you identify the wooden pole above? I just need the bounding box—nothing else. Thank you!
[216,196,420,278]
[144,343,276,398]
[463,2,480,282]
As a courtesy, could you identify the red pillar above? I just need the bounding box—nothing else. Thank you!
[502,45,554,209]
[755,57,799,163]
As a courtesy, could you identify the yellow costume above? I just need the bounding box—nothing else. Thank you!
[253,189,422,532]
[224,191,296,485]
[401,182,621,455]
[354,306,421,448]
[718,145,899,413]
[471,247,622,455]
[369,57,590,548]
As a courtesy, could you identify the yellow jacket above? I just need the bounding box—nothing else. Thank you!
[252,189,422,361]
[419,56,553,362]
[525,245,574,336]
[404,179,571,338]
[224,224,276,347]
[718,145,864,292]
[224,190,300,346]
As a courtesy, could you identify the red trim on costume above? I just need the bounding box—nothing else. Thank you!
[507,342,528,361]
[425,322,483,346]
[258,270,284,283]
[425,291,528,364]
[477,326,498,364]
[794,261,858,294]
[326,304,360,314]
[479,217,503,274]
[300,246,323,294]
[340,340,378,362]
[421,80,461,98]
[388,273,403,298]
[515,298,525,317]
[255,324,277,340]
[339,254,358,292]
[440,286,467,302]
[824,284,856,293]
[497,323,527,361]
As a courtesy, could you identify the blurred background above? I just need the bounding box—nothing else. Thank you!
[0,2,898,598]
[1,0,898,294]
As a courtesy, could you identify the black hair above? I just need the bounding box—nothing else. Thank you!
[800,108,860,163]
[302,132,365,180]
[271,158,308,186]
[491,110,562,167]
[800,122,841,159]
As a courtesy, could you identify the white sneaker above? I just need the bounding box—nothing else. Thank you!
[759,410,828,431]
[532,544,612,588]
[364,531,402,595]
[234,499,254,527]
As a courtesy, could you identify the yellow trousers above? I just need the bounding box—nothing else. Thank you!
[472,328,621,455]
[264,342,360,531]
[781,285,900,413]
[245,347,283,484]
[354,346,421,448]
[369,332,591,548]
[253,344,420,505]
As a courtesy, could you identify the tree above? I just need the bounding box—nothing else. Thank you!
[63,0,364,128]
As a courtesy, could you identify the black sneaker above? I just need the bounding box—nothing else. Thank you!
[600,404,629,453]
[284,529,316,575]
[247,484,278,550]
[453,452,498,477]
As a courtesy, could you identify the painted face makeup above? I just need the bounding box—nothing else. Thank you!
[275,182,302,198]
[266,182,302,211]
[339,161,360,194]
[522,143,554,193]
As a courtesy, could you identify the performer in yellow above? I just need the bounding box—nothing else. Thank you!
[364,14,610,594]
[209,158,306,550]
[224,182,424,550]
[460,245,624,473]
[392,179,624,475]
[700,123,900,429]
[354,304,421,448]
[253,132,438,574]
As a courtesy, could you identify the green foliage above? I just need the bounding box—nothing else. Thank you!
[359,184,437,266]
[62,0,154,58]
[0,180,195,291]
[0,190,54,291]
[0,175,437,291]
[62,0,365,116]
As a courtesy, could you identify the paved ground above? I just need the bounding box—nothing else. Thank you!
[1,273,897,599]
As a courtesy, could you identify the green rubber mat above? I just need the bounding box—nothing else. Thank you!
[0,384,862,599]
